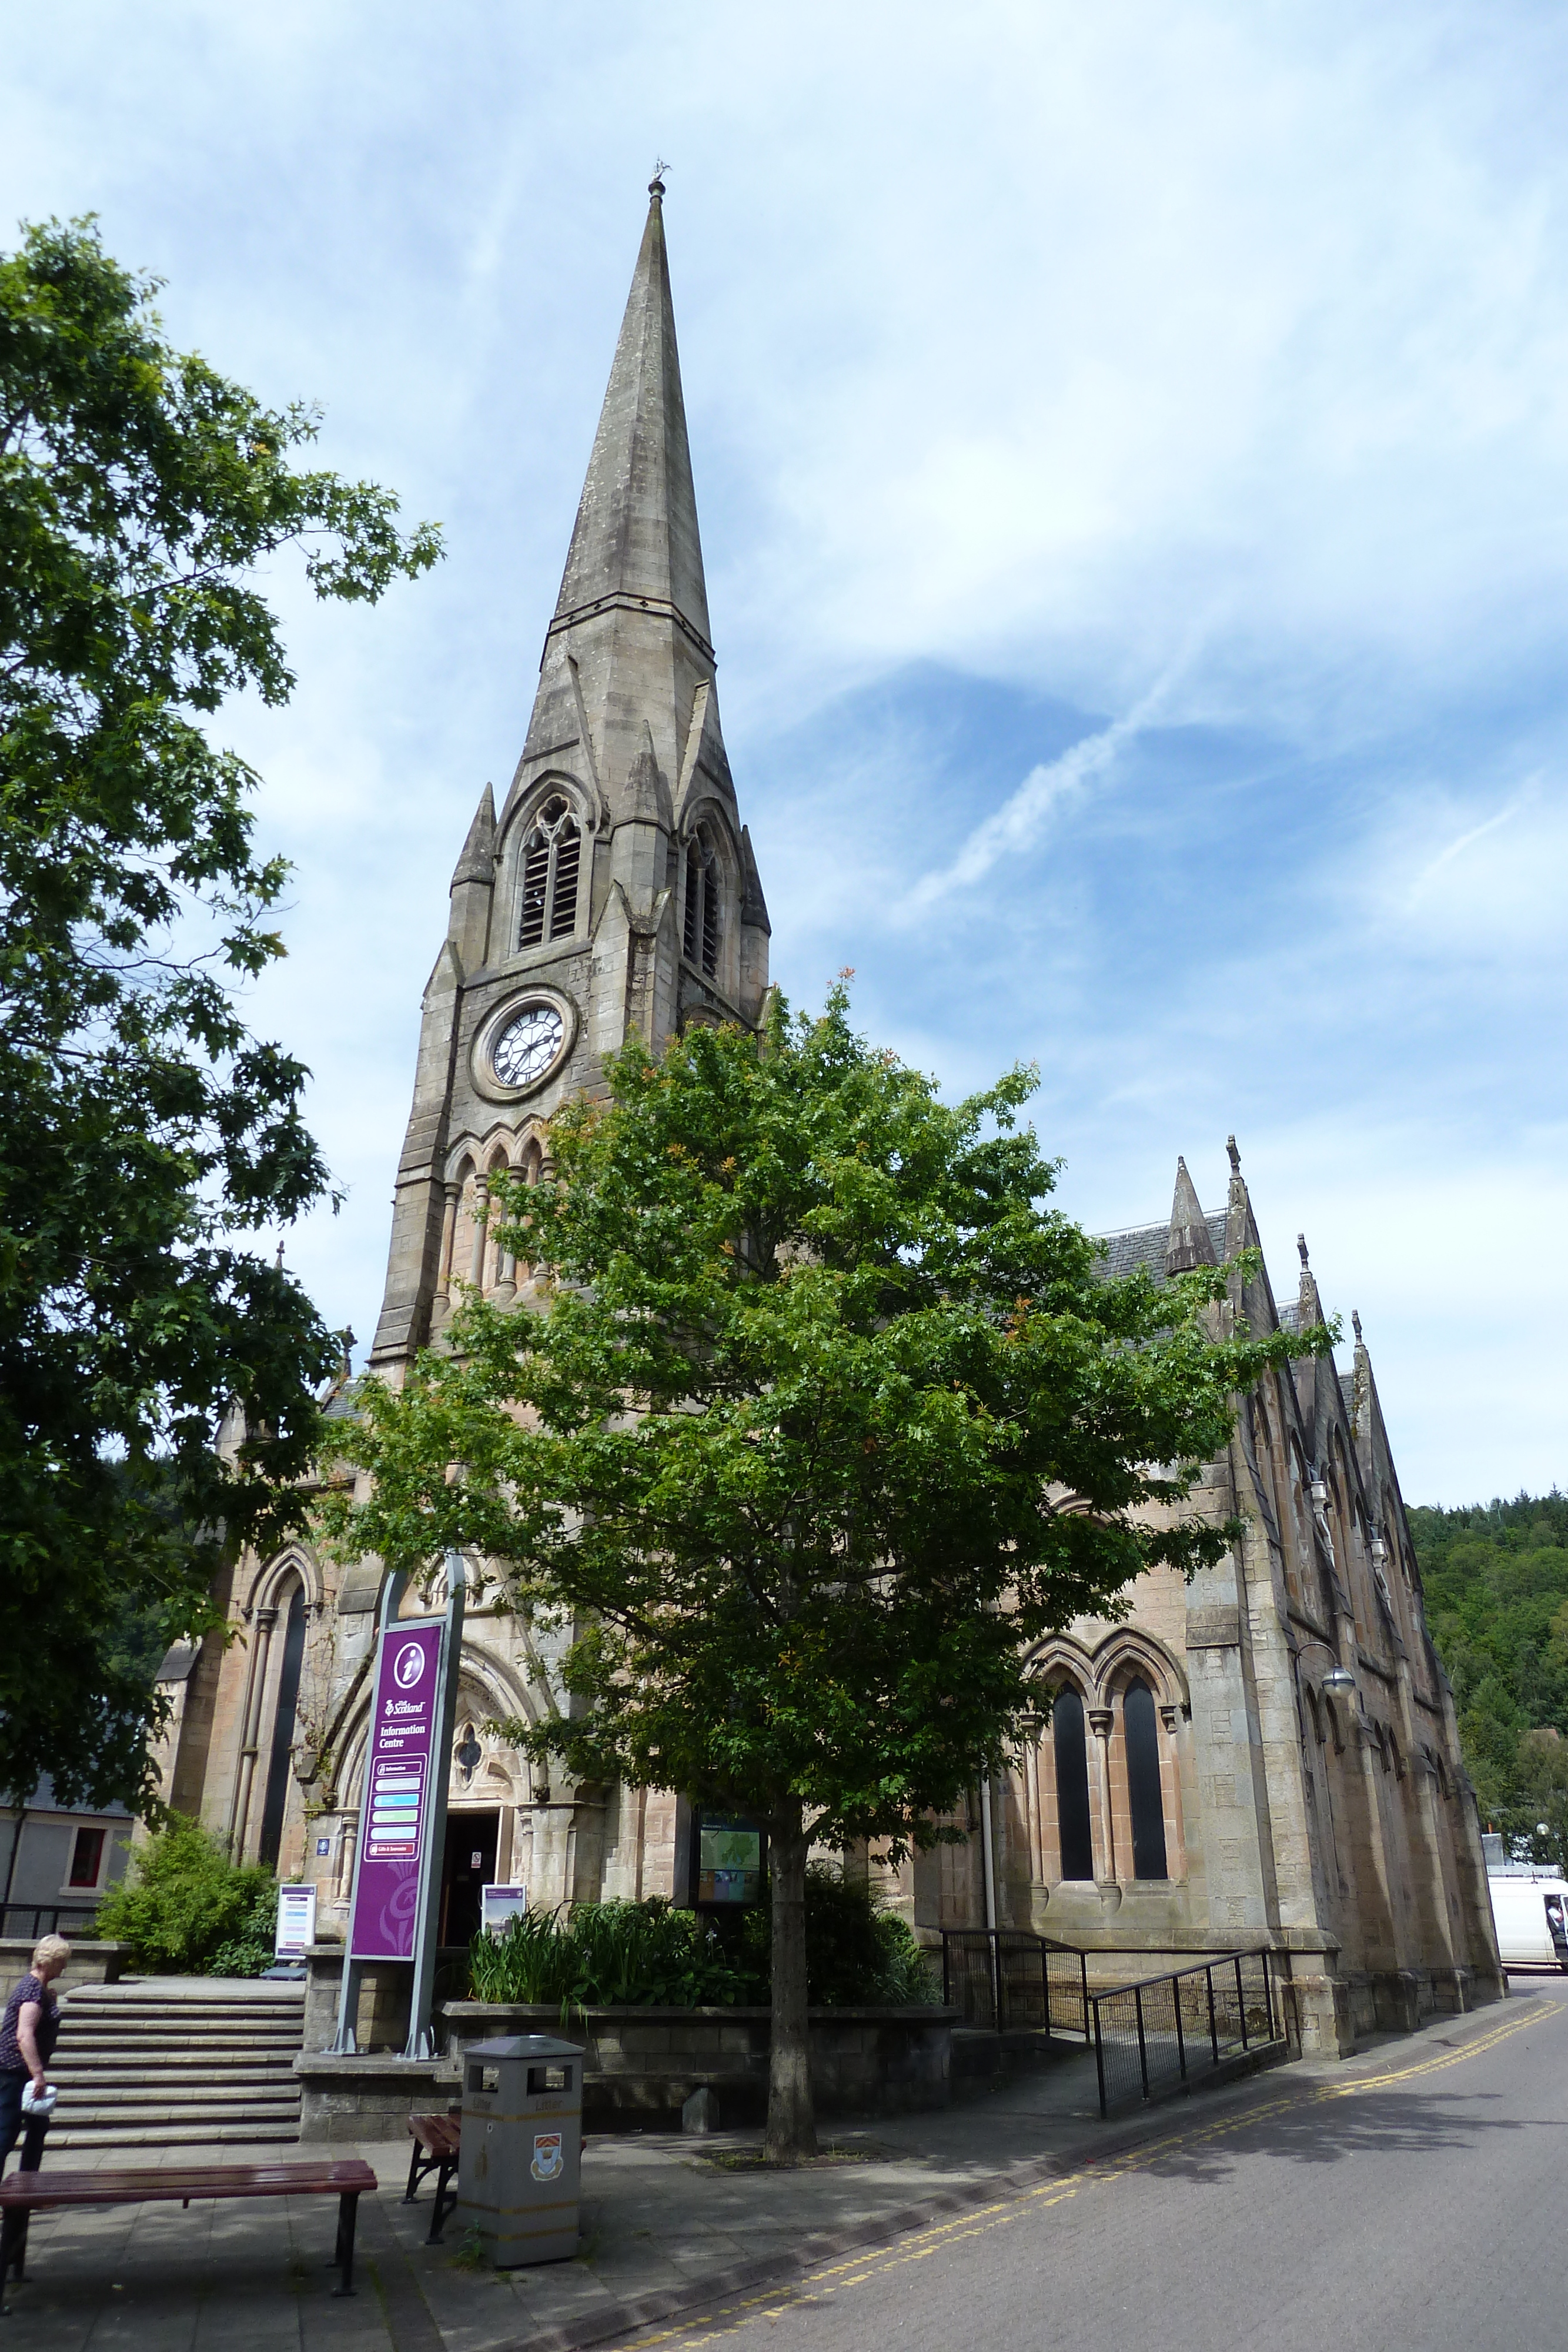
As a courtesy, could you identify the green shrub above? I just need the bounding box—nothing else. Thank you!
[469,1897,746,2011]
[465,1872,936,2013]
[94,1815,276,1975]
[206,1879,280,1978]
[740,1863,938,2006]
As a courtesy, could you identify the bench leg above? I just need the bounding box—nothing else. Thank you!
[331,2191,360,2297]
[403,2139,424,2204]
[1,2204,25,2286]
[426,2159,455,2246]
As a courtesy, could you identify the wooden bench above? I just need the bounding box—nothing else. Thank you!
[404,2112,462,2243]
[0,2158,378,2296]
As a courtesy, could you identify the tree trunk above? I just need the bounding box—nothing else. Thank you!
[765,1801,818,2163]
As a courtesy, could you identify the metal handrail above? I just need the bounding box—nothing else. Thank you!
[0,1905,100,1942]
[1086,1945,1278,2115]
[938,1927,1089,2040]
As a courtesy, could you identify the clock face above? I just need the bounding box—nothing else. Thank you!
[492,1004,564,1089]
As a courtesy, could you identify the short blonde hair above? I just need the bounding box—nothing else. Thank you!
[32,1934,71,1972]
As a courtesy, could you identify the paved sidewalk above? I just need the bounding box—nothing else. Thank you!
[0,2010,1492,2352]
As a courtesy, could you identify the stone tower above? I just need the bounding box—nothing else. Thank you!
[370,174,771,1375]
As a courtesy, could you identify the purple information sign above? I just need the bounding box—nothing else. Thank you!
[350,1619,443,1960]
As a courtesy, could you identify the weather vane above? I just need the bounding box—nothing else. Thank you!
[650,156,671,193]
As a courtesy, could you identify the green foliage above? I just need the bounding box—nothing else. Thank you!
[1414,1491,1568,1865]
[326,990,1326,1856]
[467,1899,747,2010]
[737,1865,937,2006]
[464,1876,936,2011]
[93,1815,276,1973]
[206,1878,281,1979]
[0,218,440,1812]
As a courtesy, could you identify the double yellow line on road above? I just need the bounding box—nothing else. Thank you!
[627,1995,1563,2347]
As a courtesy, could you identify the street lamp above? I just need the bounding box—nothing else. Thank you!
[1293,1636,1356,1699]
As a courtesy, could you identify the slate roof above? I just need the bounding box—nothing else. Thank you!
[1095,1209,1228,1282]
[7,1776,131,1819]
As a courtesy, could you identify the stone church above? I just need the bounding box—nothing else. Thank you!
[151,182,1503,2057]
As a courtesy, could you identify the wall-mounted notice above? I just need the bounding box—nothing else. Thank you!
[349,1619,443,1960]
[275,1883,317,1957]
[481,1883,528,1935]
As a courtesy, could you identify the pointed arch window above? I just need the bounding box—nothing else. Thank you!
[1124,1678,1169,1880]
[683,831,719,978]
[519,796,581,948]
[258,1580,307,1870]
[1052,1686,1095,1881]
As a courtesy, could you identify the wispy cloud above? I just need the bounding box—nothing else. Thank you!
[1405,791,1527,907]
[899,663,1182,916]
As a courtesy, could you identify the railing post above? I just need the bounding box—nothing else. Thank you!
[1093,1995,1108,2118]
[1236,1956,1249,2050]
[1173,1968,1187,2082]
[1207,1962,1219,2064]
[1079,1949,1089,2042]
[1134,1985,1149,2100]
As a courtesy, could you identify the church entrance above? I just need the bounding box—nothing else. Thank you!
[439,1810,499,1946]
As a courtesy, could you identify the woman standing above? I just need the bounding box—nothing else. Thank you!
[0,1934,69,2166]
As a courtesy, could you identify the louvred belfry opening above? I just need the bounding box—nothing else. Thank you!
[684,834,718,978]
[519,797,581,948]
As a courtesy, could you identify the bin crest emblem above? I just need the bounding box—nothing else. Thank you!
[531,2132,564,2182]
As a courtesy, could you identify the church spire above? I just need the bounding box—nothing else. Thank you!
[547,173,713,665]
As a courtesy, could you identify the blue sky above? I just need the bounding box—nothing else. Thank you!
[4,1,1565,1505]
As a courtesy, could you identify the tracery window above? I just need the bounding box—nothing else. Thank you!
[1052,1686,1095,1881]
[518,796,581,948]
[683,831,719,978]
[1124,1678,1169,1880]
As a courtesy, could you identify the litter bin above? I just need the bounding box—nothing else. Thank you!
[456,2033,583,2266]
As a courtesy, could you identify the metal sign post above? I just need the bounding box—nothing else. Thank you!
[330,1552,467,2057]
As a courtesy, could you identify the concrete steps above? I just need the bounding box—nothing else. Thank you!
[46,1980,306,2151]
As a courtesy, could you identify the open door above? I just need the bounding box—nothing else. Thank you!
[439,1809,499,1946]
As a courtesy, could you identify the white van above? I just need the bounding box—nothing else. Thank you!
[1488,1875,1568,1970]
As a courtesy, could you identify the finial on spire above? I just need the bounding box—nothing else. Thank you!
[1296,1232,1309,1269]
[1352,1309,1363,1342]
[1226,1135,1241,1174]
[275,1237,285,1271]
[650,157,670,196]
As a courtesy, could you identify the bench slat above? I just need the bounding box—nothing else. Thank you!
[0,2160,376,2211]
[407,2114,461,2157]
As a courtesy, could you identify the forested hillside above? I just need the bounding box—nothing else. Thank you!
[1410,1491,1568,1865]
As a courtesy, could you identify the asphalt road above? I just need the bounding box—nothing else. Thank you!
[626,1977,1568,2352]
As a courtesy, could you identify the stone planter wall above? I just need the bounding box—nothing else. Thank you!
[0,1938,128,1990]
[296,2052,459,2143]
[295,1946,958,2134]
[442,2000,958,2126]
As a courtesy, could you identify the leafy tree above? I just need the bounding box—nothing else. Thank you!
[1413,1491,1568,1862]
[324,991,1324,2159]
[0,218,439,1812]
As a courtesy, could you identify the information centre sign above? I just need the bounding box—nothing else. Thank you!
[350,1619,444,1962]
[332,1553,466,2059]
